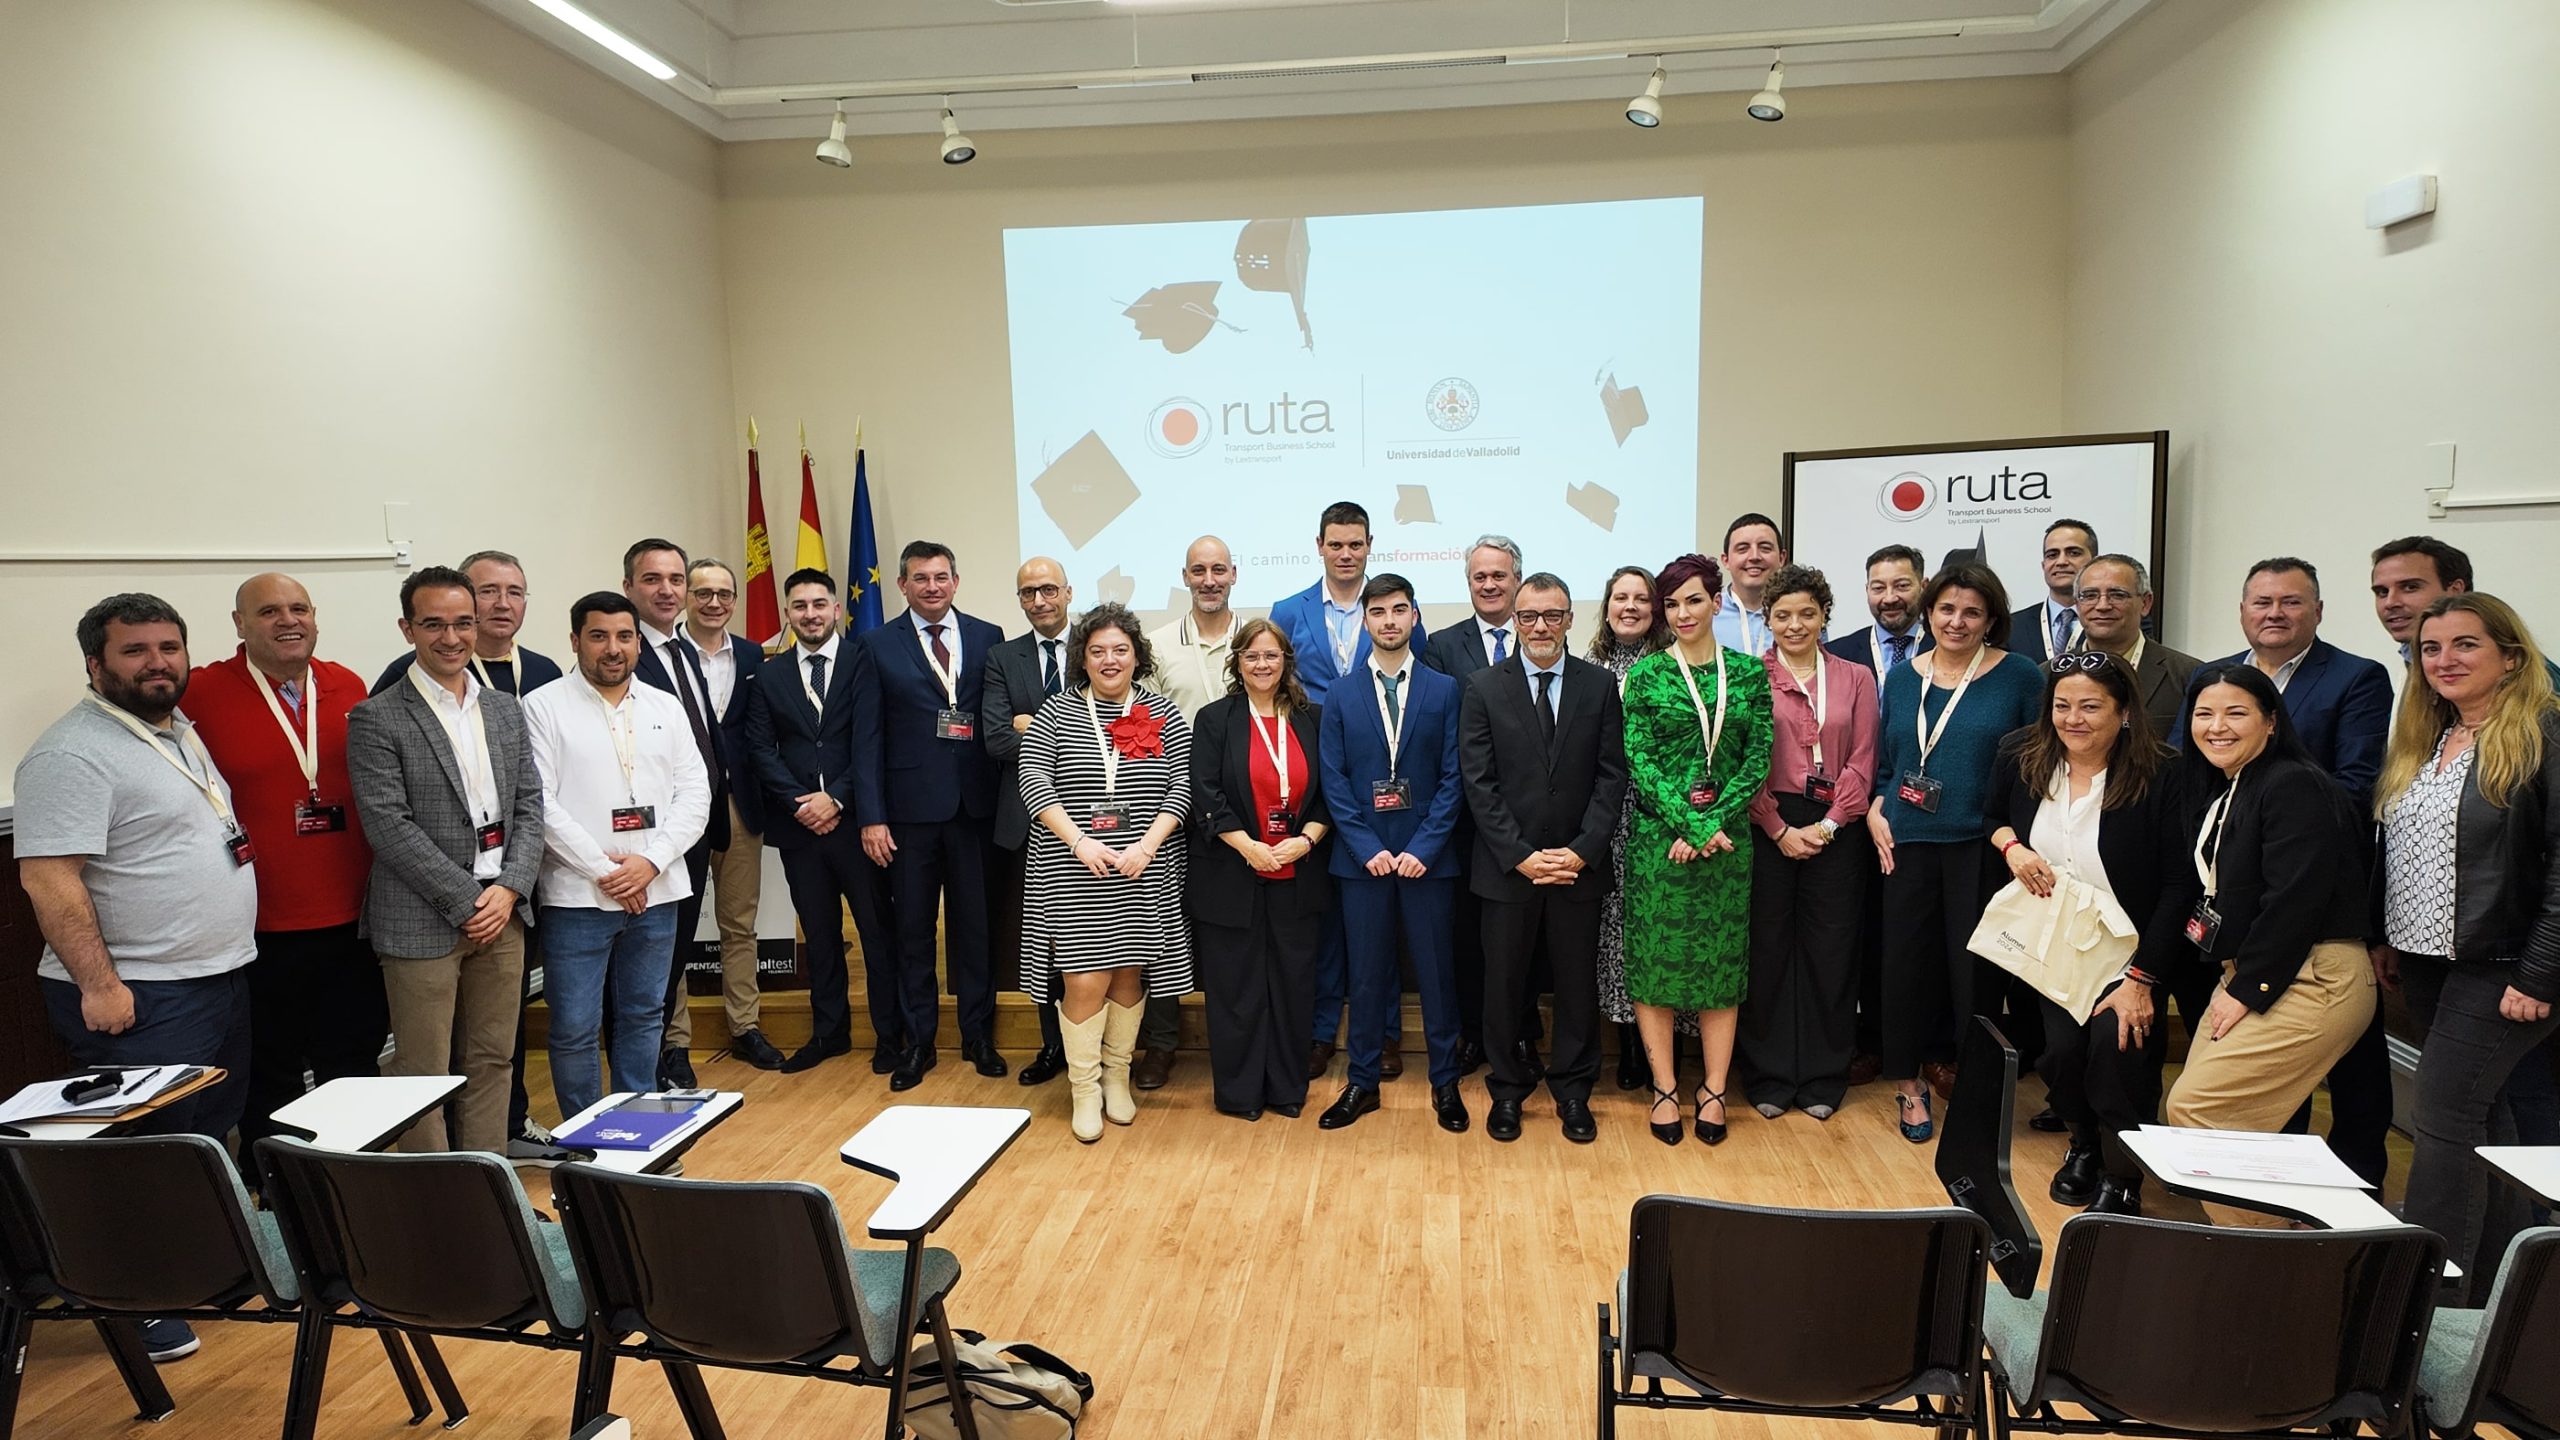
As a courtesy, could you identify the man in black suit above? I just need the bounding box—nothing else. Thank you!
[668,557,781,1070]
[1420,534,1524,1076]
[622,539,732,1088]
[2009,519,2098,662]
[1826,542,1929,1080]
[1457,573,1627,1143]
[982,555,1074,1087]
[856,540,1008,1090]
[743,569,896,1074]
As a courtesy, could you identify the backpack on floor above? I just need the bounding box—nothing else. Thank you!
[902,1332,1094,1440]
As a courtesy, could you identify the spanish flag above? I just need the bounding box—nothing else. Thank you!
[741,418,781,646]
[794,422,827,577]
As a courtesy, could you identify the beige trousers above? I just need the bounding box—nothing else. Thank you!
[382,916,526,1155]
[664,797,764,1047]
[2163,939,2379,1225]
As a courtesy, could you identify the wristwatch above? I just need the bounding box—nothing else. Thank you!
[1815,819,1839,841]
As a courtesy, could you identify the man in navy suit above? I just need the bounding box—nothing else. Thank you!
[667,556,780,1070]
[744,569,895,1074]
[623,539,732,1088]
[1422,534,1527,1077]
[2008,519,2098,663]
[1268,500,1428,1078]
[856,540,1007,1091]
[1316,574,1468,1134]
[2188,555,2394,1186]
[1826,542,1929,1079]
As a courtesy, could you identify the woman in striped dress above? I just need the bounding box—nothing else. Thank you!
[1020,602,1195,1142]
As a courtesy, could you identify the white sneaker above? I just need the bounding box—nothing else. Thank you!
[517,1119,557,1146]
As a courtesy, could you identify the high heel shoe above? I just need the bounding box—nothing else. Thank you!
[1895,1090,1934,1143]
[1646,1085,1684,1146]
[1694,1086,1728,1146]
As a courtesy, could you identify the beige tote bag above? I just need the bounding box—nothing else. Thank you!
[1967,875,2138,1024]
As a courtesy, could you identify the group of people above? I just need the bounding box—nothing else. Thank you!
[19,502,2560,1369]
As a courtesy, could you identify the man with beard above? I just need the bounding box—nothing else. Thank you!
[1712,513,1791,656]
[522,592,710,1118]
[17,593,259,1362]
[1826,544,1930,1084]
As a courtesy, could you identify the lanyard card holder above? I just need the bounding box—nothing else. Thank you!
[475,821,506,853]
[1686,777,1719,809]
[294,799,347,835]
[1263,805,1296,839]
[1897,772,1943,813]
[225,827,256,867]
[935,707,975,741]
[1087,803,1129,834]
[610,806,657,833]
[2185,897,2223,950]
[1371,778,1412,812]
[1803,770,1837,804]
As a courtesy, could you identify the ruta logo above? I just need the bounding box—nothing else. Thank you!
[1147,398,1211,458]
[1877,471,1938,522]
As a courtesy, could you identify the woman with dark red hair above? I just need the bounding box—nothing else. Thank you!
[1620,553,1773,1146]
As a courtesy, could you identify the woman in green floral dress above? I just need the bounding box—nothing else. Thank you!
[1622,553,1773,1147]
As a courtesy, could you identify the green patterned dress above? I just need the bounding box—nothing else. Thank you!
[1621,646,1774,1011]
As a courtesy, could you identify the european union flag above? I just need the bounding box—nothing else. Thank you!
[846,444,885,634]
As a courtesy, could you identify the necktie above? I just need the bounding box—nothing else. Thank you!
[663,640,719,777]
[1380,671,1402,731]
[1888,633,1911,668]
[2052,610,2073,657]
[1041,639,1060,695]
[929,622,952,672]
[807,654,828,711]
[1535,670,1557,743]
[1490,627,1509,664]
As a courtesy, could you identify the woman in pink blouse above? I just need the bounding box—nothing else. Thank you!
[1742,565,1880,1118]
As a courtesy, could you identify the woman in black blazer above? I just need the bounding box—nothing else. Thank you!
[1190,618,1334,1120]
[2158,662,2376,1218]
[1986,653,2190,1215]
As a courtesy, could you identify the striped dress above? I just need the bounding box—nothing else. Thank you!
[1018,686,1195,999]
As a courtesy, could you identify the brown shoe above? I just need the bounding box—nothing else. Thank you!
[1306,1040,1337,1081]
[1380,1042,1404,1081]
[1132,1047,1175,1091]
[1847,1052,1883,1086]
[1922,1061,1958,1101]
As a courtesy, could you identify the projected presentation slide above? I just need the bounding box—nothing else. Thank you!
[1002,197,1704,609]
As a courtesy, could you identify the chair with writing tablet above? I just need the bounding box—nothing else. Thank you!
[1934,1017,2044,1300]
[2416,1225,2560,1439]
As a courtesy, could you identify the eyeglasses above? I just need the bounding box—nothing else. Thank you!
[2076,588,2139,605]
[1514,609,1572,629]
[689,587,736,603]
[2048,652,2112,674]
[409,617,478,636]
[1017,584,1063,602]
[473,586,528,603]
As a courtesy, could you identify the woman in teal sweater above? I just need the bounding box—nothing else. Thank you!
[1865,562,2045,1141]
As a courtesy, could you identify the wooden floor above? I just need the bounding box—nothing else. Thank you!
[15,1044,2406,1440]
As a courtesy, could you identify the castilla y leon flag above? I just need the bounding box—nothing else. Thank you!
[741,418,781,646]
[794,422,827,578]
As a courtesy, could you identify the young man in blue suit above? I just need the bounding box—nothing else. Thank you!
[1316,574,1468,1134]
[856,540,1007,1091]
[1268,500,1427,1078]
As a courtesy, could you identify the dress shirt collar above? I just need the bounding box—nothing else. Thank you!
[1367,649,1414,684]
[406,664,483,714]
[908,608,953,638]
[639,617,679,649]
[796,632,842,666]
[1525,652,1565,680]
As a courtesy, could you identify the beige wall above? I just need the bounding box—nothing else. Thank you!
[0,0,734,802]
[2065,0,2560,664]
[718,77,2071,630]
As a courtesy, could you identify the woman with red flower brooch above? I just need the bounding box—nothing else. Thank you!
[1020,601,1195,1141]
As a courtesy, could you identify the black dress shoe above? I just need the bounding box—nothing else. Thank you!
[1218,1105,1264,1122]
[889,1046,938,1092]
[657,1048,696,1089]
[962,1039,1007,1078]
[1379,1044,1403,1081]
[1432,1083,1469,1134]
[729,1028,785,1070]
[1486,1097,1523,1142]
[1318,1085,1378,1129]
[2029,1105,2068,1133]
[870,1041,904,1075]
[1453,1040,1487,1077]
[1306,1040,1337,1081]
[1694,1086,1728,1146]
[1557,1097,1598,1143]
[1512,1040,1546,1080]
[782,1034,853,1074]
[2087,1175,2144,1215]
[1270,1101,1303,1119]
[2050,1143,2104,1207]
[1647,1087,1684,1147]
[1017,1044,1066,1086]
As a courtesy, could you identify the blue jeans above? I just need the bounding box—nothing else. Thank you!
[40,970,251,1141]
[540,904,678,1118]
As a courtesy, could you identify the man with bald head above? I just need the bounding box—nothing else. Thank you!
[984,556,1077,1083]
[185,573,386,1157]
[1134,535,1243,1085]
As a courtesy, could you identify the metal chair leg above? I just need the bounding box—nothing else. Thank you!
[662,1361,727,1440]
[375,1327,431,1424]
[281,1311,337,1440]
[576,1334,618,1429]
[1595,1303,1617,1440]
[405,1333,469,1428]
[926,1298,980,1440]
[95,1319,176,1423]
[0,1303,31,1440]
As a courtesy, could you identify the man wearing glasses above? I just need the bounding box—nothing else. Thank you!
[986,557,1077,1085]
[370,550,564,699]
[2068,554,2198,737]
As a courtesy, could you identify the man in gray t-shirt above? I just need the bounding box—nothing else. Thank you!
[15,594,256,1165]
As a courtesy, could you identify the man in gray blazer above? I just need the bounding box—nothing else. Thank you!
[2070,553,2199,739]
[347,566,546,1154]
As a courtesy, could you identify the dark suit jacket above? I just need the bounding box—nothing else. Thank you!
[742,640,884,850]
[980,628,1068,850]
[635,632,730,853]
[693,633,767,836]
[1457,655,1626,904]
[2127,639,2201,743]
[857,610,1005,826]
[2153,753,2369,1011]
[1827,625,1931,706]
[345,681,546,960]
[1267,578,1428,707]
[1989,731,2192,976]
[2188,640,2392,814]
[2011,599,2081,662]
[372,647,562,699]
[1422,616,1508,681]
[1318,661,1463,879]
[1188,695,1334,918]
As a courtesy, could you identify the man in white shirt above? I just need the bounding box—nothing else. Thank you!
[522,591,710,1119]
[622,538,731,1089]
[1712,514,1788,655]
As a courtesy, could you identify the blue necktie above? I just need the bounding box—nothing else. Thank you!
[2052,610,2073,656]
[808,654,828,700]
[1490,627,1509,664]
[1887,633,1911,668]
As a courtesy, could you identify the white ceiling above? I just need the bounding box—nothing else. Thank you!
[470,0,2156,141]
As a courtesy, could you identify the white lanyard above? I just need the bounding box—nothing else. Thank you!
[2193,769,2243,898]
[469,649,518,696]
[248,664,322,799]
[1672,644,1730,772]
[800,647,830,715]
[1084,690,1128,798]
[1783,652,1829,773]
[1251,704,1294,808]
[918,621,961,706]
[1912,645,1987,775]
[87,695,234,827]
[1373,664,1412,775]
[593,684,640,802]
[407,668,496,824]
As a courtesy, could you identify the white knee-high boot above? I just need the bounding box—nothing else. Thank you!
[1099,999,1144,1126]
[1061,1008,1106,1143]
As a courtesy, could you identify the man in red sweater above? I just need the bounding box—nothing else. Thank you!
[185,572,384,1156]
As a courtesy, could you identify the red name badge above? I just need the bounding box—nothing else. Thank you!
[1687,783,1719,809]
[610,806,656,833]
[475,821,506,853]
[935,708,975,741]
[225,829,257,867]
[1264,807,1296,840]
[295,801,348,836]
[1087,804,1128,834]
[1897,774,1943,813]
[1804,773,1837,804]
[1371,779,1412,812]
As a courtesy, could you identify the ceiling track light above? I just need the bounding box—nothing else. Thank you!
[1625,62,1666,128]
[1747,54,1786,122]
[939,101,977,165]
[815,101,853,167]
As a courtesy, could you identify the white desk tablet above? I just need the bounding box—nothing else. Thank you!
[839,1105,1031,1240]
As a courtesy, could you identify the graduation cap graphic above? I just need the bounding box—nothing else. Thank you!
[1393,484,1436,525]
[1938,527,1990,572]
[1566,481,1620,531]
[1031,431,1142,550]
[1596,372,1649,447]
[1234,218,1313,351]
[1120,282,1242,355]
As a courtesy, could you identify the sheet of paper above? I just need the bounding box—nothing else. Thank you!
[0,1065,182,1125]
[2135,1124,2373,1189]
